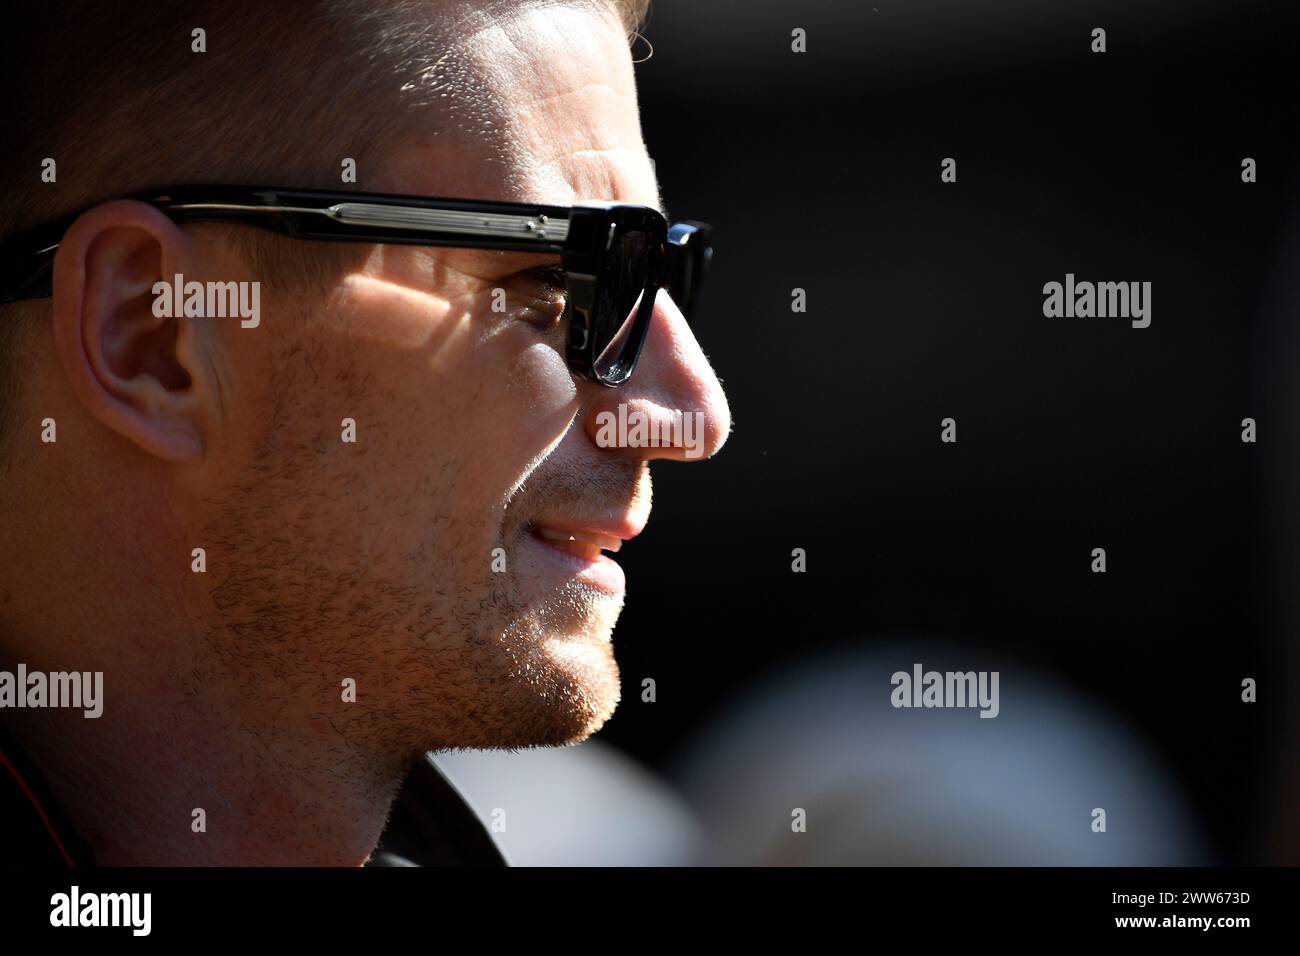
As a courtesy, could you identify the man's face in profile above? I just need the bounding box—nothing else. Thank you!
[0,0,728,865]
[185,3,729,757]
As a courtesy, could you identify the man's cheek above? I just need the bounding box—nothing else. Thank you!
[443,331,577,452]
[438,342,577,547]
[506,341,578,420]
[471,339,579,487]
[330,274,467,351]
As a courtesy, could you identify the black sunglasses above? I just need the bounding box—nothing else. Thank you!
[0,186,713,388]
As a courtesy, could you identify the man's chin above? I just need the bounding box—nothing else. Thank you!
[541,680,621,746]
[469,585,625,748]
[468,637,621,749]
[531,623,624,741]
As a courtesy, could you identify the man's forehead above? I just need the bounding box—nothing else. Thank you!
[376,2,662,214]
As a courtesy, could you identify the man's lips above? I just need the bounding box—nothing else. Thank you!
[533,526,625,560]
[525,515,646,592]
[529,511,646,546]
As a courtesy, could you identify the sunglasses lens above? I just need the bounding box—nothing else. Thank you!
[592,228,654,383]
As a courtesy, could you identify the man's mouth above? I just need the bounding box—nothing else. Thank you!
[523,515,645,594]
[532,526,624,560]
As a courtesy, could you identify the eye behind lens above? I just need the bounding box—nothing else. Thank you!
[530,264,568,291]
[511,266,568,329]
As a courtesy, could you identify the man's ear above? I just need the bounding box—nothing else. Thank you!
[51,199,213,462]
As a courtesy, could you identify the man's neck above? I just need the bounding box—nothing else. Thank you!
[8,683,405,865]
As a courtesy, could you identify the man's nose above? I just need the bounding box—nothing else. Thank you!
[582,290,731,462]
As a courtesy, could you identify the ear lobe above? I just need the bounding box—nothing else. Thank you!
[51,200,206,462]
